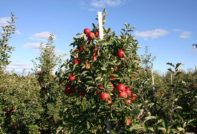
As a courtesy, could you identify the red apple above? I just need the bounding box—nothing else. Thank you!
[131,93,137,101]
[100,92,110,101]
[125,87,132,97]
[79,91,85,97]
[73,59,80,65]
[98,84,104,89]
[110,75,116,81]
[69,73,75,81]
[124,99,132,105]
[117,49,125,58]
[95,31,99,38]
[93,55,97,61]
[64,85,72,94]
[125,118,132,126]
[116,83,126,93]
[96,89,100,94]
[79,45,84,52]
[84,28,90,35]
[119,91,128,98]
[87,32,95,40]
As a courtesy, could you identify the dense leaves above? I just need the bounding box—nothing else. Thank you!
[0,12,196,133]
[0,72,42,133]
[56,11,141,132]
[0,13,16,70]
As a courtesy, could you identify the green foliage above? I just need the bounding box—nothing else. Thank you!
[0,12,196,134]
[33,34,63,133]
[57,11,141,133]
[141,46,156,69]
[0,13,16,70]
[135,63,197,133]
[0,72,42,133]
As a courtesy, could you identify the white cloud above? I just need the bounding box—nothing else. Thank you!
[90,0,125,8]
[0,17,10,26]
[106,0,123,6]
[135,28,169,39]
[172,29,192,39]
[91,0,105,8]
[179,31,191,39]
[6,63,33,74]
[24,42,46,49]
[7,63,32,70]
[32,32,51,39]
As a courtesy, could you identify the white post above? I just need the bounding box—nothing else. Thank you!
[151,69,155,86]
[170,72,173,84]
[98,12,104,39]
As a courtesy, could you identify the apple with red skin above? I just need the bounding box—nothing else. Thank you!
[119,91,128,98]
[69,73,75,81]
[131,93,137,101]
[73,59,80,65]
[87,32,95,40]
[79,92,85,97]
[125,87,132,96]
[64,85,72,94]
[84,28,90,35]
[96,89,100,94]
[93,55,97,61]
[116,83,126,93]
[98,84,104,89]
[95,31,99,38]
[117,48,125,58]
[79,45,84,52]
[93,52,97,61]
[110,75,116,81]
[100,92,110,101]
[124,99,132,105]
[125,118,132,126]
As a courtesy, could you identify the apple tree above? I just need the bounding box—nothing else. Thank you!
[33,34,63,133]
[0,13,16,71]
[57,11,141,133]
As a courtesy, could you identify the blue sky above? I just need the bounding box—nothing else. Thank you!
[0,0,197,73]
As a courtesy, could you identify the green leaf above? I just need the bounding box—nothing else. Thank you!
[177,127,184,132]
[166,62,175,67]
[81,70,89,76]
[130,124,144,131]
[158,127,166,133]
[144,116,157,123]
[175,63,182,69]
[175,106,183,110]
[147,127,154,132]
[168,68,173,73]
[87,121,90,129]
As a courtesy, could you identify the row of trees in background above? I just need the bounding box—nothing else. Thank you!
[0,12,196,133]
[0,13,16,71]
